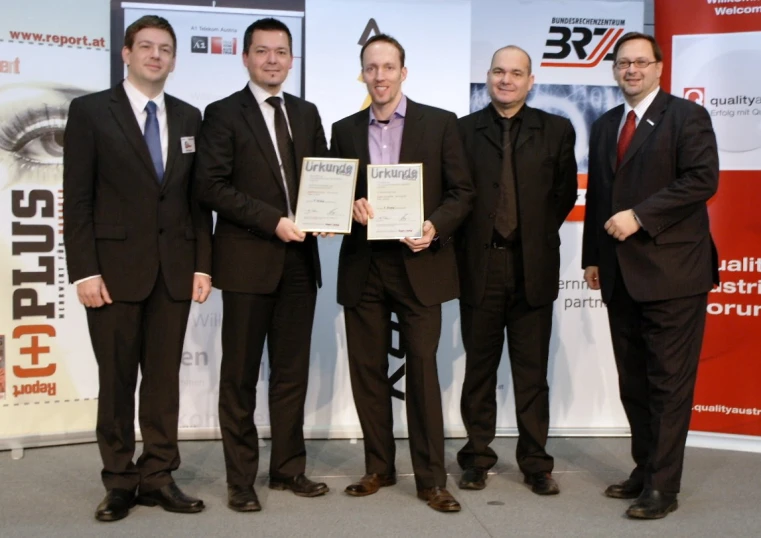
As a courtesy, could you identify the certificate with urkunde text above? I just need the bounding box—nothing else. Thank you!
[294,157,359,234]
[367,164,424,240]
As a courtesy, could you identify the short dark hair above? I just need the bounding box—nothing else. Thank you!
[612,32,663,62]
[243,17,293,54]
[360,34,405,68]
[124,15,176,55]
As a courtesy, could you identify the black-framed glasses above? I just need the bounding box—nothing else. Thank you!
[614,59,658,70]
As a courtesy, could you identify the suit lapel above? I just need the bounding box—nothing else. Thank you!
[239,86,286,198]
[109,83,160,187]
[619,90,669,170]
[284,93,307,182]
[607,105,624,174]
[399,98,424,163]
[162,96,182,190]
[515,106,540,151]
[475,105,502,155]
[352,108,371,166]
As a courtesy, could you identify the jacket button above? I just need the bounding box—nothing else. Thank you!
[158,228,164,234]
[489,213,495,219]
[159,195,165,201]
[493,182,499,188]
[484,243,489,249]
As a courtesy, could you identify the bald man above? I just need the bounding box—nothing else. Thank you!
[455,45,577,495]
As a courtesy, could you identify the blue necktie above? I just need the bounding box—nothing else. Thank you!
[144,101,164,183]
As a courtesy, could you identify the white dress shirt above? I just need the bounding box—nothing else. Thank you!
[248,80,295,219]
[618,86,661,139]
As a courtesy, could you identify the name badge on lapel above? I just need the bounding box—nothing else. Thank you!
[181,136,196,153]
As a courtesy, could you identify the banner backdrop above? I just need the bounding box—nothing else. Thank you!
[656,0,761,438]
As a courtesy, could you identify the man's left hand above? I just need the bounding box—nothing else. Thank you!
[193,274,212,303]
[401,220,437,253]
[604,210,640,242]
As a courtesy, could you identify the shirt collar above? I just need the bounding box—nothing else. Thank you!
[123,78,165,113]
[369,94,407,124]
[625,86,660,120]
[489,102,525,124]
[248,81,284,106]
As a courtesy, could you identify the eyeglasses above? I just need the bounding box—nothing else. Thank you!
[613,59,658,70]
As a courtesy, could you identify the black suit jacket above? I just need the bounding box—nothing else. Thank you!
[63,83,212,302]
[194,86,328,293]
[582,89,720,303]
[457,105,577,307]
[330,98,475,308]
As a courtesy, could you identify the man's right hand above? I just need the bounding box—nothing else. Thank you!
[275,217,306,242]
[584,266,601,290]
[352,198,374,226]
[77,277,113,308]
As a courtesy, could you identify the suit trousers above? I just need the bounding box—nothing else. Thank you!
[607,267,707,494]
[218,242,316,486]
[87,270,191,492]
[457,245,554,475]
[344,248,446,490]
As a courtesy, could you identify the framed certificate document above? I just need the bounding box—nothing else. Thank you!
[367,163,424,240]
[294,157,359,234]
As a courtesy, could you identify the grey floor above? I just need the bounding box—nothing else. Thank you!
[1,437,758,537]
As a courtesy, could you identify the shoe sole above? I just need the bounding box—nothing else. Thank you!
[94,511,129,522]
[604,489,642,499]
[626,501,678,519]
[269,483,330,497]
[458,481,486,491]
[135,496,204,513]
[227,503,262,512]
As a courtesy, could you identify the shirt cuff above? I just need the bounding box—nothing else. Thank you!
[73,274,101,286]
[632,210,644,230]
[194,272,211,278]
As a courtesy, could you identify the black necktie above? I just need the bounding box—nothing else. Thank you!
[495,117,518,239]
[266,96,298,211]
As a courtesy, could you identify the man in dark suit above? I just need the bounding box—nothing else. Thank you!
[194,18,328,512]
[63,16,212,522]
[330,34,474,513]
[582,32,719,519]
[455,46,577,496]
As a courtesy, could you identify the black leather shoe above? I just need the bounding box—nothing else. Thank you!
[626,489,678,519]
[136,482,204,513]
[345,473,397,496]
[269,474,329,497]
[95,489,136,522]
[523,471,560,495]
[605,477,644,499]
[459,468,487,490]
[228,485,262,512]
[417,487,462,512]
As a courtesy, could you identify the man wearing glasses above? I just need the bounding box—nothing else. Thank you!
[582,32,719,519]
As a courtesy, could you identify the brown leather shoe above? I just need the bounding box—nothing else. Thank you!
[523,472,560,495]
[345,473,397,497]
[604,477,644,499]
[417,487,462,512]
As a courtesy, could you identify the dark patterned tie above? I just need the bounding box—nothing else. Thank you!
[144,100,163,183]
[266,96,298,211]
[494,117,518,239]
[617,110,636,169]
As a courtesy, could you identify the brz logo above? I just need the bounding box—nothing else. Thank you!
[541,26,624,68]
[684,87,705,106]
[191,36,208,53]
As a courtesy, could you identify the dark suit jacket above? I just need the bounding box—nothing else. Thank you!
[582,89,720,303]
[63,83,212,302]
[194,86,328,293]
[457,105,577,307]
[330,98,474,308]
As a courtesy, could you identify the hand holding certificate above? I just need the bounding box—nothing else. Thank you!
[366,164,424,240]
[294,158,359,234]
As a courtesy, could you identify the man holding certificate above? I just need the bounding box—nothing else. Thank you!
[329,34,474,513]
[194,18,328,511]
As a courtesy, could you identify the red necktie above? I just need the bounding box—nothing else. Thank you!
[616,110,636,169]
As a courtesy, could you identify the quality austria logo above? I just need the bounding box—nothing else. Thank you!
[684,87,706,106]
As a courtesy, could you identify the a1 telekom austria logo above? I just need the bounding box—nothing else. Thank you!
[541,19,625,68]
[684,88,706,106]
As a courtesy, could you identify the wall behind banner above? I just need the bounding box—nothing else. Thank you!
[2,0,657,449]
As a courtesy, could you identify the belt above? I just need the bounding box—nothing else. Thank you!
[490,233,520,250]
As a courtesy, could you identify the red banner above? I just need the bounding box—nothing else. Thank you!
[656,0,761,436]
